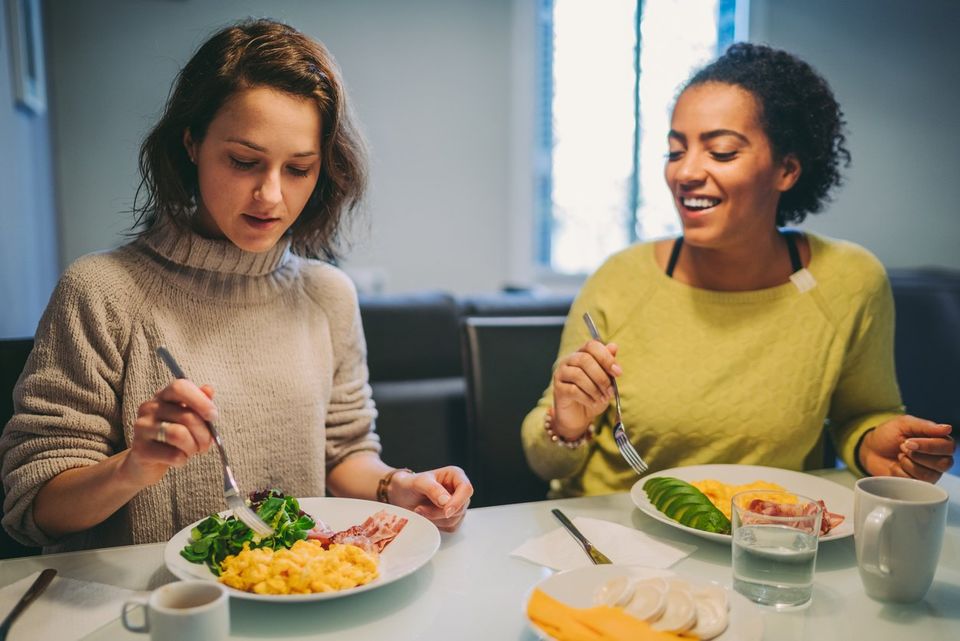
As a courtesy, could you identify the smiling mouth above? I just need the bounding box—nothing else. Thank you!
[681,196,721,212]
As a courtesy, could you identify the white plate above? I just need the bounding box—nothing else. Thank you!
[526,565,762,641]
[630,464,854,543]
[164,497,440,602]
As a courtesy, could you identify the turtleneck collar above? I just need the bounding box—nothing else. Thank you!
[140,220,292,277]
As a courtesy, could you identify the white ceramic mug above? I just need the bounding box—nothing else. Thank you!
[854,476,948,603]
[122,580,229,641]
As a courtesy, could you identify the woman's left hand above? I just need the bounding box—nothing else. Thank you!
[388,466,473,532]
[859,416,954,482]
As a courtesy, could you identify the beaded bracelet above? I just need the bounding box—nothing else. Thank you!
[377,467,413,503]
[544,407,594,449]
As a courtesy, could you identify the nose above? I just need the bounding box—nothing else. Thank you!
[254,170,283,206]
[674,151,706,187]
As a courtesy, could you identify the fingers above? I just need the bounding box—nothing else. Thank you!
[414,498,470,531]
[134,404,213,457]
[409,467,472,531]
[894,417,952,439]
[897,452,945,483]
[155,379,219,422]
[582,339,622,377]
[555,350,615,405]
[900,448,954,475]
[414,469,472,515]
[154,403,214,453]
[901,435,955,457]
[135,437,189,469]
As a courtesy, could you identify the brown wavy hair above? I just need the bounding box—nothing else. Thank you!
[132,18,368,261]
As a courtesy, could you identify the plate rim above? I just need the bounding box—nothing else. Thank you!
[163,496,441,602]
[525,564,763,641]
[630,464,854,544]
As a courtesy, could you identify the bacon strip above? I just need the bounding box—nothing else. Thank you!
[306,509,409,553]
[744,499,845,535]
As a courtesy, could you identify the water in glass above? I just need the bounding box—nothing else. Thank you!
[731,490,821,609]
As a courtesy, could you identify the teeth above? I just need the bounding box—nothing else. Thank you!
[682,197,720,210]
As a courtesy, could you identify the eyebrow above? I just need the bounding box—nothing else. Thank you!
[668,129,750,144]
[225,137,318,158]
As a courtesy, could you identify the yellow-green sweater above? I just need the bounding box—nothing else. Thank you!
[521,233,903,497]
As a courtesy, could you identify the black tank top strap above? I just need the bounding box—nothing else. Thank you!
[781,229,803,273]
[665,236,683,278]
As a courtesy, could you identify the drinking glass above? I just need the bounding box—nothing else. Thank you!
[731,489,822,609]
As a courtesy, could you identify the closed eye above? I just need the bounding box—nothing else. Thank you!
[287,165,311,178]
[711,151,737,161]
[229,156,257,171]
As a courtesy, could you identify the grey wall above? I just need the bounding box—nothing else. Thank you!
[46,0,513,294]
[0,0,59,338]
[750,0,960,270]
[6,0,959,338]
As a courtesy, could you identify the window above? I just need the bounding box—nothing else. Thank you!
[535,0,744,275]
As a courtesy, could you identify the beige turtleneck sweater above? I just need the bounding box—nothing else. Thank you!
[0,223,381,552]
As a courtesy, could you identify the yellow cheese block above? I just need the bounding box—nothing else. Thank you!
[527,588,699,641]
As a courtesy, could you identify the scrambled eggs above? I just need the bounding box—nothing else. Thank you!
[219,540,379,595]
[689,479,795,519]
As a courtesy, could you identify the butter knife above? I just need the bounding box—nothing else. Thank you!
[0,568,57,641]
[551,509,612,565]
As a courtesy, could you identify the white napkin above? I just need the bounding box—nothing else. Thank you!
[511,516,697,571]
[0,572,140,641]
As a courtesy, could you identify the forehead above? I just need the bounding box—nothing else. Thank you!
[208,86,322,147]
[671,82,763,135]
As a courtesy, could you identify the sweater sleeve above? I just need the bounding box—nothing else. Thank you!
[520,260,627,482]
[827,267,904,474]
[0,260,128,546]
[319,269,381,471]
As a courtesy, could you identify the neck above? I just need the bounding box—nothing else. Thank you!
[675,229,791,292]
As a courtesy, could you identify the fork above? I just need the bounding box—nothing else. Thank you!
[581,312,649,475]
[156,346,275,537]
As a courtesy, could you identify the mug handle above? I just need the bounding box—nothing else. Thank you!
[121,596,150,633]
[860,505,892,576]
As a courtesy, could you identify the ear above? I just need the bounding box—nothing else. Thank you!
[183,128,198,164]
[776,153,801,192]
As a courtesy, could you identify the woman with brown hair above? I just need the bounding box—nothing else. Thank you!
[1,19,471,552]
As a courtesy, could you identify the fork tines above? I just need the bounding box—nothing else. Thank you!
[614,426,648,474]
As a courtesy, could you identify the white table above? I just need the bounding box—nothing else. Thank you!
[2,469,958,640]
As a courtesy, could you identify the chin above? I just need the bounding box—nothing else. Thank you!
[229,234,283,253]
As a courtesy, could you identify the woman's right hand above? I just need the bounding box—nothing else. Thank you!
[551,339,621,440]
[120,380,219,487]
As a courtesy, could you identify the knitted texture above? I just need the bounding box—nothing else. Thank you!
[522,233,904,497]
[0,223,380,551]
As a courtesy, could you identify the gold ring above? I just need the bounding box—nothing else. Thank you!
[156,421,170,444]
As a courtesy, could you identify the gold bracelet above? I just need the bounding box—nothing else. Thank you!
[376,467,413,503]
[544,407,594,449]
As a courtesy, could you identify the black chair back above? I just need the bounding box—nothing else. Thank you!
[461,316,565,507]
[889,269,960,429]
[1,337,41,558]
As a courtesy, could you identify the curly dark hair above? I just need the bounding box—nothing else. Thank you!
[132,18,368,261]
[683,42,851,226]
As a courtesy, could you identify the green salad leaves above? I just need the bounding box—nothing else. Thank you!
[180,490,316,574]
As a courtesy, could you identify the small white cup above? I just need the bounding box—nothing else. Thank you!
[854,476,948,603]
[122,580,229,641]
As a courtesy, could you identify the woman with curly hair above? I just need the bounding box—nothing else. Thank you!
[1,19,472,552]
[523,43,954,497]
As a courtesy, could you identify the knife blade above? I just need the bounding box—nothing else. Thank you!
[551,508,612,565]
[0,568,57,641]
